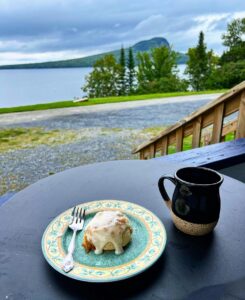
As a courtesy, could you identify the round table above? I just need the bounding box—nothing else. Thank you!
[1,160,245,300]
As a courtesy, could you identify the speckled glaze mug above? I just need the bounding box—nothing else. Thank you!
[158,167,224,236]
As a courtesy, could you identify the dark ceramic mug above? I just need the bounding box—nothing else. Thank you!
[158,167,224,236]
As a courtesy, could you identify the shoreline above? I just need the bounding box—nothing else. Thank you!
[0,93,222,126]
[0,90,225,115]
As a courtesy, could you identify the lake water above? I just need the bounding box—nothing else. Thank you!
[0,64,187,108]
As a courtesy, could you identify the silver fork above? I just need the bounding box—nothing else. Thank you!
[62,206,85,273]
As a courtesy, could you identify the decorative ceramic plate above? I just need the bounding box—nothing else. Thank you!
[41,200,167,282]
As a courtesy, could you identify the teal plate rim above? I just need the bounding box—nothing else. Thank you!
[41,199,167,283]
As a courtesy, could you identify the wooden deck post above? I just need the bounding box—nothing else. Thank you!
[160,136,168,156]
[192,116,202,148]
[236,91,245,139]
[149,144,155,158]
[140,151,145,160]
[212,103,224,143]
[176,128,183,152]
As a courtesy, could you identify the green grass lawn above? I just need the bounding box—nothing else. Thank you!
[0,127,77,152]
[0,90,226,114]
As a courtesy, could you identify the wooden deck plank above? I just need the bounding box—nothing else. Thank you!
[153,138,245,170]
[222,120,237,136]
[168,131,177,145]
[224,95,240,116]
[202,111,214,128]
[183,124,193,137]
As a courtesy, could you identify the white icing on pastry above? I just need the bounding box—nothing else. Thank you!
[84,210,132,255]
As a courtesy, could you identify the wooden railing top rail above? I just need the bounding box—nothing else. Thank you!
[132,81,245,154]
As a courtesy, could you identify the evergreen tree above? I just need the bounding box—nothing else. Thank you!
[119,46,126,95]
[185,31,210,91]
[196,31,208,78]
[127,47,136,94]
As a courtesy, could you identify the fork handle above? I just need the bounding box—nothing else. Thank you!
[68,229,77,254]
[62,230,77,273]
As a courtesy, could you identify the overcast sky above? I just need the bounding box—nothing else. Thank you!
[0,0,245,65]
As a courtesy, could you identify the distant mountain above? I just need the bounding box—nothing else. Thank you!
[0,37,188,69]
[133,37,169,52]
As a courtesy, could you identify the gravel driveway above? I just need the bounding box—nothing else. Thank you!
[0,94,220,195]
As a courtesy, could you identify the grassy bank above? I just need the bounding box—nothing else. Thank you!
[0,127,78,152]
[0,125,234,154]
[0,90,226,114]
[0,126,163,153]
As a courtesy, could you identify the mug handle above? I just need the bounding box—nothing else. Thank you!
[158,175,177,210]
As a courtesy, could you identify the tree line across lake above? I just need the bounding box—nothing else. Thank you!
[82,18,245,98]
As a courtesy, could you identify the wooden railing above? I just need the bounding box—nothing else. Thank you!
[132,81,245,159]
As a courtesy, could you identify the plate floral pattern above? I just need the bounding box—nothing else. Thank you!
[41,200,167,282]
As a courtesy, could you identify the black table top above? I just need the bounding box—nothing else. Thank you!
[1,160,245,300]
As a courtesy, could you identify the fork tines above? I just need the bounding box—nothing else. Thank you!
[79,208,83,222]
[71,206,85,223]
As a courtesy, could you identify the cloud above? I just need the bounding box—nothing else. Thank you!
[0,50,99,65]
[194,13,229,31]
[0,0,245,64]
[184,11,245,52]
[134,15,164,32]
[130,11,245,53]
